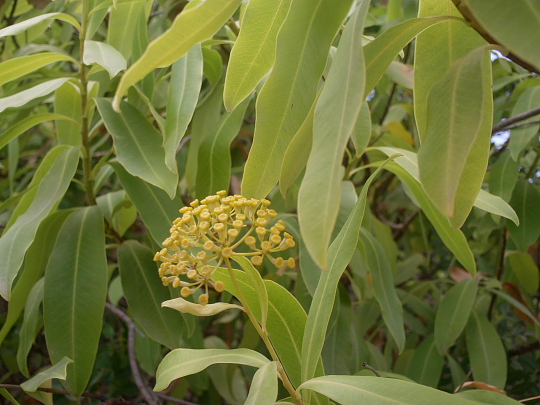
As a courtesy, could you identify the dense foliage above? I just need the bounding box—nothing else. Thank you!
[0,0,539,404]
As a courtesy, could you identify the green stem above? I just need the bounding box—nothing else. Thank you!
[224,258,305,405]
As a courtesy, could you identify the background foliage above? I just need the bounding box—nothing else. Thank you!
[0,0,539,404]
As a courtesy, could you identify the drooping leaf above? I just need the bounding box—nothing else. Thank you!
[154,348,270,391]
[507,179,540,250]
[0,13,81,38]
[113,0,242,110]
[20,357,73,392]
[0,78,70,113]
[509,86,540,160]
[298,0,369,269]
[223,0,292,111]
[95,98,178,198]
[17,278,44,377]
[466,311,507,389]
[43,206,108,398]
[407,335,444,387]
[0,146,80,300]
[418,45,493,229]
[244,361,278,405]
[83,40,127,78]
[455,389,523,405]
[118,240,185,349]
[434,279,478,354]
[241,0,354,199]
[163,297,243,317]
[507,252,539,296]
[0,53,76,87]
[489,150,520,202]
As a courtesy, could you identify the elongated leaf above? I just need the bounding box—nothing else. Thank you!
[509,87,540,160]
[95,98,177,198]
[244,361,278,405]
[0,53,76,87]
[298,1,369,270]
[54,82,82,146]
[507,179,540,250]
[20,357,73,392]
[358,228,406,352]
[113,0,242,110]
[44,206,108,398]
[196,95,251,199]
[507,252,539,296]
[418,46,493,228]
[0,78,70,113]
[351,101,372,157]
[83,40,127,78]
[232,256,268,329]
[111,163,183,244]
[154,348,269,391]
[107,0,146,59]
[434,279,477,354]
[0,13,81,37]
[489,150,520,202]
[486,287,540,328]
[16,278,44,377]
[241,0,354,199]
[407,335,444,387]
[302,157,396,383]
[164,44,203,173]
[0,146,79,300]
[415,0,485,139]
[459,0,540,72]
[0,113,77,151]
[466,311,507,389]
[118,240,185,349]
[299,375,480,405]
[0,388,20,405]
[224,0,292,111]
[455,389,523,405]
[163,297,243,317]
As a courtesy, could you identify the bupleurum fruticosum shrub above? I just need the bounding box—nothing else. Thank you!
[153,190,296,305]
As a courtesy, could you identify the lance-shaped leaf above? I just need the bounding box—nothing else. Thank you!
[118,240,185,349]
[163,297,243,317]
[407,335,444,387]
[54,82,82,146]
[298,1,369,270]
[113,0,242,110]
[0,13,81,37]
[415,0,485,140]
[224,0,292,111]
[241,0,354,199]
[20,357,73,392]
[455,390,522,405]
[154,348,270,391]
[164,44,203,173]
[418,46,493,229]
[0,53,76,87]
[507,252,539,296]
[44,206,108,398]
[0,146,79,300]
[83,40,127,78]
[509,86,540,160]
[17,278,44,377]
[95,98,177,198]
[489,150,520,202]
[507,179,540,250]
[0,78,70,113]
[434,279,478,354]
[245,361,278,405]
[107,0,146,60]
[232,256,268,329]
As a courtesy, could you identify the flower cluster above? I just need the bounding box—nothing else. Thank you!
[154,191,296,305]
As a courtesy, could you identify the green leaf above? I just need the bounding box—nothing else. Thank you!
[507,179,540,250]
[0,388,20,405]
[164,44,203,173]
[113,0,242,110]
[485,287,540,328]
[0,78,70,113]
[358,228,406,352]
[509,86,540,160]
[0,113,77,151]
[231,256,268,329]
[196,94,251,199]
[299,375,480,405]
[455,389,523,405]
[163,297,243,317]
[466,311,507,389]
[241,0,354,199]
[111,162,183,245]
[351,101,372,157]
[298,1,369,269]
[154,348,270,391]
[17,278,44,377]
[83,40,127,79]
[474,189,519,226]
[302,157,398,383]
[414,0,485,139]
[95,98,178,198]
[489,150,520,202]
[459,0,540,72]
[43,206,108,398]
[0,146,79,300]
[0,53,76,87]
[20,357,73,392]
[407,335,444,387]
[418,46,493,229]
[107,0,146,59]
[202,47,223,87]
[507,252,539,296]
[245,361,278,405]
[118,240,185,349]
[0,13,81,37]
[434,279,478,354]
[223,0,292,111]
[54,81,82,146]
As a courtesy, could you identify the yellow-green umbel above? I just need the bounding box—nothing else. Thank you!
[154,191,296,305]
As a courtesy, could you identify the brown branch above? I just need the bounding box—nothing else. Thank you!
[105,303,160,405]
[155,392,199,405]
[454,369,474,393]
[492,106,540,134]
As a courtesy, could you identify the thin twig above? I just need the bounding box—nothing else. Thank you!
[492,106,540,133]
[362,362,381,377]
[454,369,473,393]
[155,392,199,405]
[105,303,160,405]
[520,395,540,403]
[502,118,540,131]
